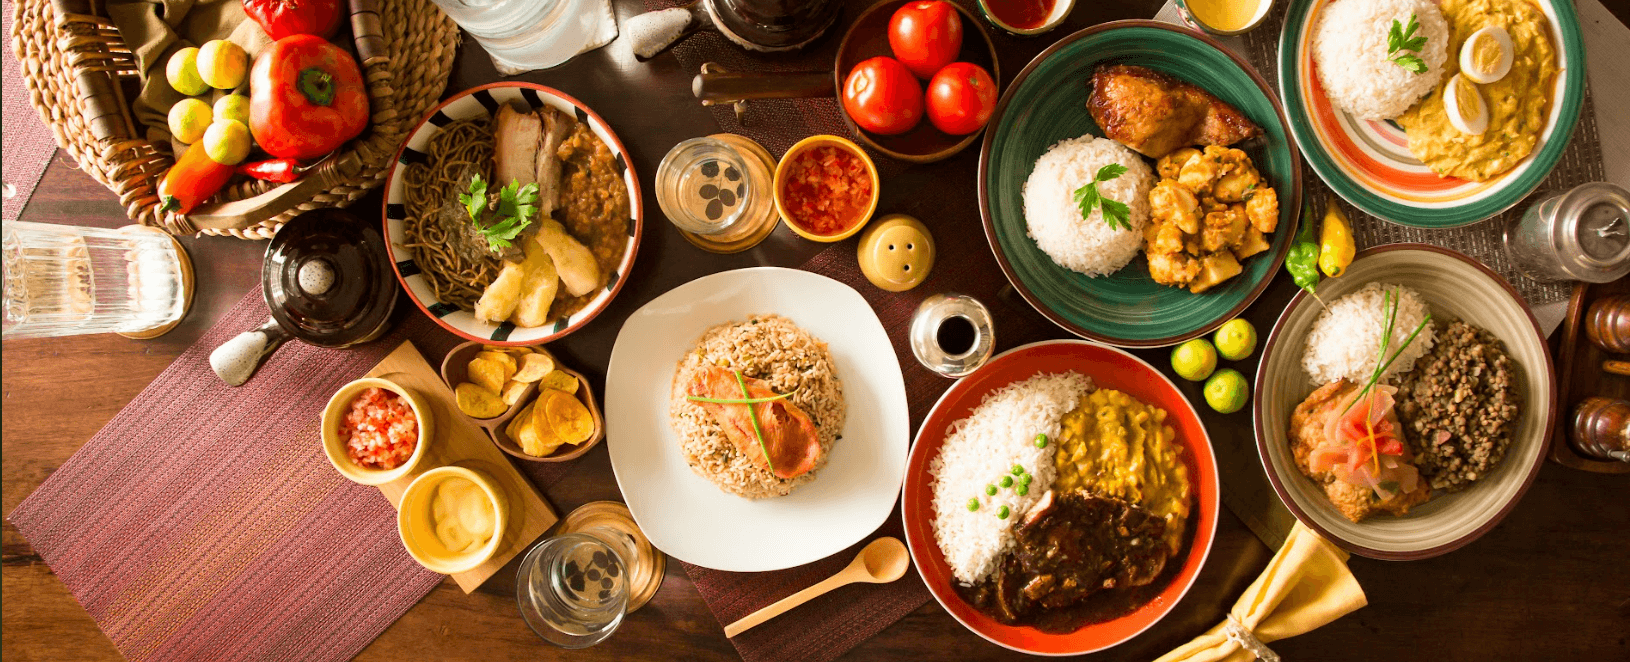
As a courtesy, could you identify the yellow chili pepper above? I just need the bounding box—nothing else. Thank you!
[1318,198,1356,277]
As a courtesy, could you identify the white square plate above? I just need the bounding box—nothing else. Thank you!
[605,267,909,571]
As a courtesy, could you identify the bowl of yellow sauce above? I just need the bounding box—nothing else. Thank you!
[398,466,509,574]
[1175,0,1274,35]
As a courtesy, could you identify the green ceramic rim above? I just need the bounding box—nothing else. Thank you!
[978,20,1303,347]
[1276,0,1586,228]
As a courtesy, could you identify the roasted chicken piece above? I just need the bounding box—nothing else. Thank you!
[1088,64,1262,159]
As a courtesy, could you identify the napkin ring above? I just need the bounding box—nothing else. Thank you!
[1224,615,1281,662]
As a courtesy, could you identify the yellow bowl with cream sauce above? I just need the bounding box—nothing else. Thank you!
[398,466,508,574]
[1175,0,1276,36]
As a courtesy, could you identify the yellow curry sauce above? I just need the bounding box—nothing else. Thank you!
[1052,389,1192,552]
[1397,0,1556,181]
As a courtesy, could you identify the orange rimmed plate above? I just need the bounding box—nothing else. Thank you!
[900,340,1220,655]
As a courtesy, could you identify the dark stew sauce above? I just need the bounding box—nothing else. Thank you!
[953,490,1193,632]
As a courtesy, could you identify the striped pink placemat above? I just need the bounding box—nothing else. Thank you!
[5,287,551,662]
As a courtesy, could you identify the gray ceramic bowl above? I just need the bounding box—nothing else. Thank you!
[1253,244,1556,560]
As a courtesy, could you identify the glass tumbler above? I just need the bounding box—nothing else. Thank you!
[3,221,187,340]
[516,533,629,649]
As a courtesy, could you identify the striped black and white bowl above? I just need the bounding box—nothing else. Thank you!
[382,82,643,345]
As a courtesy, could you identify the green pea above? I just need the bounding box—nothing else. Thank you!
[999,475,1013,488]
[1011,464,1024,476]
[997,506,1010,520]
[1020,473,1032,486]
[1016,485,1029,496]
[967,498,980,512]
[985,484,997,496]
[1035,434,1048,448]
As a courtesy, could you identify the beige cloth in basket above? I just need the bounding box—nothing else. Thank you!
[105,0,270,145]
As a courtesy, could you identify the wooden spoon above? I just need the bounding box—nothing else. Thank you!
[723,537,911,638]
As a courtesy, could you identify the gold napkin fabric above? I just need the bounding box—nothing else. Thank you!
[1156,521,1367,662]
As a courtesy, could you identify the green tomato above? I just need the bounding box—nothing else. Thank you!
[1170,338,1218,381]
[1204,368,1251,414]
[1214,318,1258,361]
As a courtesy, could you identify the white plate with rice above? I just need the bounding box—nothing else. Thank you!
[1253,244,1556,560]
[605,267,910,571]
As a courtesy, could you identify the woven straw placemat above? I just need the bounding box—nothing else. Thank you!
[7,0,461,239]
[6,289,577,661]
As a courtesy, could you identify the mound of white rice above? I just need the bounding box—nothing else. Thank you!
[930,372,1092,585]
[1312,0,1449,120]
[1303,282,1436,385]
[1022,136,1153,277]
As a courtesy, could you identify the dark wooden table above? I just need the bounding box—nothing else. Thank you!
[6,2,1629,660]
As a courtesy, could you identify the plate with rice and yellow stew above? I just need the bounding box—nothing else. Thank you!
[901,340,1220,655]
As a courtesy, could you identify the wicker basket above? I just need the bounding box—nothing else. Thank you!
[10,0,461,239]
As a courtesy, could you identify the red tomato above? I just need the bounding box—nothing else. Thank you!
[842,57,924,135]
[925,62,997,135]
[888,1,963,79]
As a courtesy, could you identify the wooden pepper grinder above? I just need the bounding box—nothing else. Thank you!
[1571,397,1630,462]
[1585,295,1630,353]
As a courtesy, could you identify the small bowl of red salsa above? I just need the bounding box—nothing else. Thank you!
[321,378,433,485]
[774,135,881,242]
[976,0,1073,36]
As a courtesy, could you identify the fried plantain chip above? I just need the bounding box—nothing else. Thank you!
[512,350,556,383]
[456,382,507,419]
[475,350,517,375]
[500,380,531,405]
[525,397,565,456]
[467,358,509,393]
[541,388,594,445]
[537,370,578,394]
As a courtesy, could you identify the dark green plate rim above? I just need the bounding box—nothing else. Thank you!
[1276,0,1586,228]
[977,19,1303,347]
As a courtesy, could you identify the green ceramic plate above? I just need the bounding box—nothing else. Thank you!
[1277,0,1584,228]
[979,20,1302,347]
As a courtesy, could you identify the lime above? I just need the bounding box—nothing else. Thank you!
[167,98,213,144]
[1170,338,1218,382]
[1204,368,1250,414]
[165,47,209,96]
[202,120,251,165]
[1214,318,1258,361]
[196,40,249,90]
[213,94,251,126]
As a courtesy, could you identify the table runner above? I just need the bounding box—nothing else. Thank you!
[5,287,577,662]
[2,0,56,222]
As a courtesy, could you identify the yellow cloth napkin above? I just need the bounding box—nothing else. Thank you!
[1156,522,1367,662]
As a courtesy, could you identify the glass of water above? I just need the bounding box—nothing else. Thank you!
[516,532,629,648]
[3,221,188,340]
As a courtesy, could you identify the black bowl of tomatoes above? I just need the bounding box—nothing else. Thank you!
[837,0,1001,163]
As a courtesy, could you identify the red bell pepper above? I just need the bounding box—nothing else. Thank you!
[158,144,236,215]
[242,0,342,41]
[249,34,368,160]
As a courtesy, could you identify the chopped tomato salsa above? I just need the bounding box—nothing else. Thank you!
[340,387,418,470]
[781,146,873,236]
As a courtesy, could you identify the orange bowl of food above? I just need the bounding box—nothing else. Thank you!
[321,377,434,485]
[774,135,881,242]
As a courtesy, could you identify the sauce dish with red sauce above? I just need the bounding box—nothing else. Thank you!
[321,377,434,485]
[774,135,881,242]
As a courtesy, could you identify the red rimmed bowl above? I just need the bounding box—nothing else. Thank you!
[382,82,643,346]
[901,340,1220,655]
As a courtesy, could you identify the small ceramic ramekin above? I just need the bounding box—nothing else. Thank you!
[773,135,881,243]
[397,466,509,574]
[321,377,433,486]
[975,0,1074,36]
[1173,0,1276,37]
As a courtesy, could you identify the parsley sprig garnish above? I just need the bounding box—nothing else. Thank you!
[1387,14,1429,74]
[1073,163,1132,231]
[458,174,539,252]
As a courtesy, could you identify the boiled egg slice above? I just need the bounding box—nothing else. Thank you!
[1459,25,1514,84]
[1443,74,1489,136]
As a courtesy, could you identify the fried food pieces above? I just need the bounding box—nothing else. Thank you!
[1144,146,1279,293]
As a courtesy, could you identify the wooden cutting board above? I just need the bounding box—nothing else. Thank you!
[368,340,558,592]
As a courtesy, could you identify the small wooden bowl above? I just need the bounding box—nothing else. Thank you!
[439,341,605,463]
